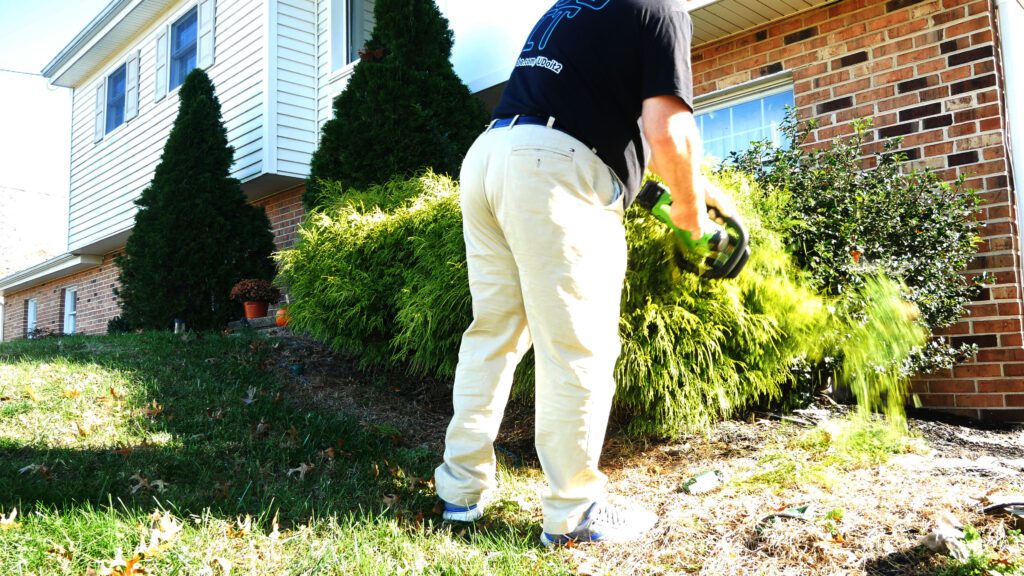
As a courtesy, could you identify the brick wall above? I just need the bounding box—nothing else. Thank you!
[254,185,306,251]
[692,0,1023,421]
[2,251,123,339]
[2,185,308,342]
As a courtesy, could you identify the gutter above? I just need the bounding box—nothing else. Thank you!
[0,254,104,297]
[40,0,132,78]
[996,0,1024,219]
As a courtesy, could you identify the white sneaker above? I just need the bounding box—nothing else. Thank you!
[441,501,484,522]
[540,501,658,547]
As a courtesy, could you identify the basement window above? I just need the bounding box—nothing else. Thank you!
[62,288,77,335]
[25,299,37,338]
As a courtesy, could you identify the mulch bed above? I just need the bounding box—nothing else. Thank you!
[267,333,1024,575]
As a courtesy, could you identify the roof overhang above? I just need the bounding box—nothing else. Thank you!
[42,0,178,88]
[689,0,836,46]
[0,254,104,297]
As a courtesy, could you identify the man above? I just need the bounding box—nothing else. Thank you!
[434,0,719,546]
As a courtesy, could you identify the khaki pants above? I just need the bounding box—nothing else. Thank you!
[434,122,627,534]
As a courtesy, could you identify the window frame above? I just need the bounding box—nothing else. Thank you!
[25,298,37,338]
[693,72,794,163]
[105,63,128,135]
[169,6,199,92]
[330,0,375,76]
[62,288,77,336]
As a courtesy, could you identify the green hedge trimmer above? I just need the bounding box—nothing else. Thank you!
[635,181,750,280]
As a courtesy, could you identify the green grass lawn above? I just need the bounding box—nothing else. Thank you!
[0,332,572,575]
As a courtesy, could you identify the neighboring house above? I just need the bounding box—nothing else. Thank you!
[0,0,1021,422]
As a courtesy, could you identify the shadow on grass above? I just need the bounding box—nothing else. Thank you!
[0,332,538,545]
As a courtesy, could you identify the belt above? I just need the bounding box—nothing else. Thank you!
[488,115,556,130]
[486,115,596,154]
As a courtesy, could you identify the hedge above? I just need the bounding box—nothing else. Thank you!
[277,171,925,435]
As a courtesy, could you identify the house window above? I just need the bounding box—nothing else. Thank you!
[105,64,127,134]
[331,0,377,71]
[170,7,199,90]
[695,84,793,163]
[62,288,77,335]
[25,299,37,338]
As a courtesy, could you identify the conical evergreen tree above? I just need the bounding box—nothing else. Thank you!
[305,0,488,209]
[116,69,276,330]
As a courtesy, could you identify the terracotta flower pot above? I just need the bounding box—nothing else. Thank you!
[244,301,269,319]
[276,307,289,327]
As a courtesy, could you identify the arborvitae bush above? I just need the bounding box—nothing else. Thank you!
[278,171,925,435]
[117,69,276,331]
[304,0,488,209]
[730,114,983,373]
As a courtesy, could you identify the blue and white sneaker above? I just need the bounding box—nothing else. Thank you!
[441,501,484,522]
[540,501,658,547]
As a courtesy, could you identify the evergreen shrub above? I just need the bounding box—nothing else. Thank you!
[278,172,926,435]
[730,114,984,373]
[116,69,277,331]
[304,0,488,209]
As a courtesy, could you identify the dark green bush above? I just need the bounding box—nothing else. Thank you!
[106,316,132,335]
[116,69,276,331]
[730,114,983,372]
[278,172,925,435]
[304,0,488,209]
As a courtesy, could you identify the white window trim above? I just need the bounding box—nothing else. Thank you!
[94,52,141,143]
[694,71,793,115]
[26,298,37,338]
[155,0,216,103]
[62,288,77,336]
[328,0,369,78]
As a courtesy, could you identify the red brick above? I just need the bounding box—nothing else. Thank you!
[953,363,1003,378]
[916,393,956,407]
[929,380,976,394]
[978,380,1024,393]
[1007,395,1024,407]
[946,16,990,38]
[955,394,1007,408]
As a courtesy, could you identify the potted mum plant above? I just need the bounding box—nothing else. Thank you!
[230,279,281,320]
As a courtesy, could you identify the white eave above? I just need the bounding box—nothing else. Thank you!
[41,0,178,87]
[689,0,836,46]
[0,254,104,297]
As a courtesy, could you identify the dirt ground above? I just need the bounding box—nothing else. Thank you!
[267,334,1024,575]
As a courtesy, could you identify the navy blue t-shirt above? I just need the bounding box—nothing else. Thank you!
[494,0,694,207]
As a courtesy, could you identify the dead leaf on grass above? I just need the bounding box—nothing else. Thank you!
[135,401,163,418]
[287,462,315,480]
[383,494,400,507]
[227,514,252,538]
[61,385,83,399]
[207,407,225,421]
[242,386,257,405]
[0,508,17,530]
[24,386,40,402]
[280,426,300,448]
[253,419,271,438]
[129,471,169,494]
[18,464,52,480]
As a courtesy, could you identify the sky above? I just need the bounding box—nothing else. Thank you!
[0,0,111,260]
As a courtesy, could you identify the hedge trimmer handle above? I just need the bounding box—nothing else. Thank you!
[635,181,750,280]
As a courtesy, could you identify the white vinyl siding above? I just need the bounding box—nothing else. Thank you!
[272,0,318,177]
[68,0,266,253]
[62,288,77,335]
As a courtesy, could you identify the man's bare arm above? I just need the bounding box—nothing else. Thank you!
[642,95,708,240]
